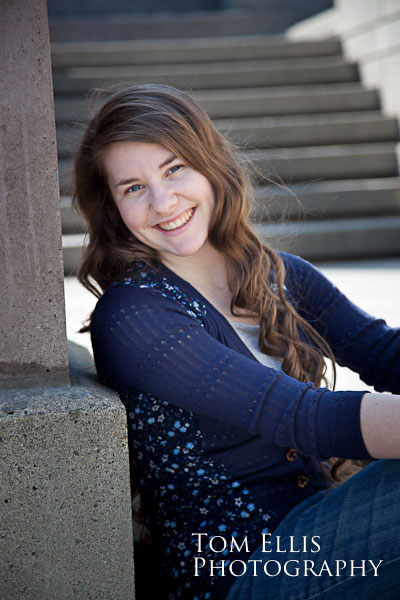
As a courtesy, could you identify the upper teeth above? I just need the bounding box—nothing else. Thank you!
[159,208,194,231]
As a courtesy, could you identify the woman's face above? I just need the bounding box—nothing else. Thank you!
[103,142,216,263]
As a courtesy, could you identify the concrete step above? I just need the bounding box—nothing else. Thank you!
[247,142,398,183]
[58,142,398,193]
[62,213,400,272]
[50,36,341,67]
[219,111,399,148]
[54,83,379,123]
[52,56,358,94]
[60,178,400,233]
[48,0,331,21]
[253,215,400,261]
[63,234,85,275]
[56,112,399,158]
[61,196,87,234]
[194,84,379,119]
[49,9,332,42]
[253,178,400,221]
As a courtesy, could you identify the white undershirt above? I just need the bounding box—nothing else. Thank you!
[229,321,282,372]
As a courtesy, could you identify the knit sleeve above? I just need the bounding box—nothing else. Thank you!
[281,252,400,394]
[91,281,372,461]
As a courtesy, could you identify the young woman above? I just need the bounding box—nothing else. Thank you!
[74,84,400,600]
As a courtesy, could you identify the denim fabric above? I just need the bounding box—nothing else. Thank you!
[226,460,400,600]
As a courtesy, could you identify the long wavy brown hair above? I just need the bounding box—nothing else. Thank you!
[74,84,356,491]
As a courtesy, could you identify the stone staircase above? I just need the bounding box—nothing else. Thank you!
[52,14,400,273]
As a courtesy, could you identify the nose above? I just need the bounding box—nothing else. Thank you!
[149,183,178,215]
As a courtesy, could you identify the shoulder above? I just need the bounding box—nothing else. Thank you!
[278,251,316,281]
[93,270,164,315]
[91,264,207,333]
[277,251,319,298]
[277,251,339,316]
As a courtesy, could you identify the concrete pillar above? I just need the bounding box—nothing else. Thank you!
[0,343,136,600]
[0,0,69,389]
[0,2,136,598]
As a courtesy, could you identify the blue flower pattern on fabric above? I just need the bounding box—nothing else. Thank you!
[115,267,274,600]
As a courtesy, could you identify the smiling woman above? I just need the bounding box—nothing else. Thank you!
[103,142,215,262]
[73,84,400,600]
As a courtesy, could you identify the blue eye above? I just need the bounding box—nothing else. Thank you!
[127,184,143,194]
[167,165,182,175]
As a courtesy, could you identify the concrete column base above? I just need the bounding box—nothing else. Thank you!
[0,343,135,599]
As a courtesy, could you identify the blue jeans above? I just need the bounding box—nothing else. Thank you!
[226,459,400,600]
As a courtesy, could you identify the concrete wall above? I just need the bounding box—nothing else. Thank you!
[287,0,400,120]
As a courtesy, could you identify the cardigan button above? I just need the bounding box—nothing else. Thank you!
[296,474,310,488]
[286,448,299,462]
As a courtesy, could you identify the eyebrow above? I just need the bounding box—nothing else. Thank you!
[114,154,178,188]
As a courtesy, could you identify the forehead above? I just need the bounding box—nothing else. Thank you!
[103,142,175,181]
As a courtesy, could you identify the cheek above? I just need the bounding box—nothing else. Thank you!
[205,182,216,212]
[200,175,215,200]
[117,203,146,232]
[191,174,215,204]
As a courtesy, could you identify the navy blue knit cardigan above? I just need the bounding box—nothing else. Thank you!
[90,251,400,600]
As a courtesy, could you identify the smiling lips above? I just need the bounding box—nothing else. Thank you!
[157,207,195,231]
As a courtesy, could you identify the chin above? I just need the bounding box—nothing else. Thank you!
[161,243,203,259]
[172,240,206,256]
[173,248,201,257]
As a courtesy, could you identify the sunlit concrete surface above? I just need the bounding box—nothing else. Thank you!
[64,257,400,392]
[64,276,96,353]
[316,257,400,391]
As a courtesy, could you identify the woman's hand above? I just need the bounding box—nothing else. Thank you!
[360,392,400,458]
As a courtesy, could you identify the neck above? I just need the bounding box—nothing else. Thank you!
[160,241,231,292]
[159,241,259,324]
